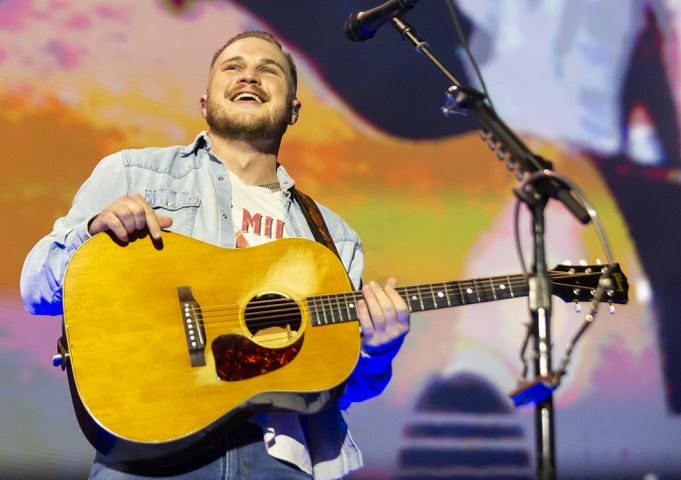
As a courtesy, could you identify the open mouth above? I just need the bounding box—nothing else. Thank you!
[230,92,265,104]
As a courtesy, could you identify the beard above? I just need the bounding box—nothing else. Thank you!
[204,95,292,141]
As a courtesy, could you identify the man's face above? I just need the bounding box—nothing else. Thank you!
[202,37,298,141]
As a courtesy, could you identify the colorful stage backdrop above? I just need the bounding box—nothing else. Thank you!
[1,1,680,478]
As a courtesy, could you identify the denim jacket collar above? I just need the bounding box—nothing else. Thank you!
[181,131,210,156]
[182,131,296,195]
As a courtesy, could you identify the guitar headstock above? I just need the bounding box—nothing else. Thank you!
[550,263,629,305]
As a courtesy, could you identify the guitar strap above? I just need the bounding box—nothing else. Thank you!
[291,188,343,262]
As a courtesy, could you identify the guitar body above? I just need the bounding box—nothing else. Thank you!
[63,232,360,465]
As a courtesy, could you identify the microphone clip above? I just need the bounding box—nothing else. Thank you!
[441,85,487,117]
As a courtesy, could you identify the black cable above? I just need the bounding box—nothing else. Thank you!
[444,0,496,112]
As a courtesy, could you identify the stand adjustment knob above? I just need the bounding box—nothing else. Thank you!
[52,353,70,369]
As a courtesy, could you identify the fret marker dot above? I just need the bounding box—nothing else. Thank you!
[349,303,355,309]
[412,295,418,300]
[437,291,444,298]
[499,284,506,289]
[466,288,473,294]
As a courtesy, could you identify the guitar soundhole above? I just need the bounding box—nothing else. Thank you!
[210,293,305,382]
[244,293,302,341]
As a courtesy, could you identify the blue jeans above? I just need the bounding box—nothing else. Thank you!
[88,423,313,480]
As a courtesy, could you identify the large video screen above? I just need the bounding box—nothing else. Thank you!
[2,1,680,478]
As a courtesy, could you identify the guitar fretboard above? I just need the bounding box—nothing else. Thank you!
[307,274,529,326]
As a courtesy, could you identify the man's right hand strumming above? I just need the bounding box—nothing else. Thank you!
[88,193,173,242]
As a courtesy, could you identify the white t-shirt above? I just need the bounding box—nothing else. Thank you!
[229,170,287,248]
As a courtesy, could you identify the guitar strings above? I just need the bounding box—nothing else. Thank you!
[65,274,605,358]
[90,273,610,339]
[198,281,603,329]
[201,273,595,314]
[197,273,600,321]
[198,271,576,314]
[187,273,609,330]
[197,274,535,318]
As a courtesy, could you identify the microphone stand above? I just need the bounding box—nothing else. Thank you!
[389,16,591,480]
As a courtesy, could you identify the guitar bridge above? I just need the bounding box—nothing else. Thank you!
[177,286,206,367]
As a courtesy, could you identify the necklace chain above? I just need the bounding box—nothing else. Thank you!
[258,182,281,191]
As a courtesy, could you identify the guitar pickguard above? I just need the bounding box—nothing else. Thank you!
[211,334,304,381]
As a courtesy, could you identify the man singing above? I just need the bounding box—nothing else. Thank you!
[20,31,410,479]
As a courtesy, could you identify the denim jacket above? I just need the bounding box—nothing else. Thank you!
[20,132,400,479]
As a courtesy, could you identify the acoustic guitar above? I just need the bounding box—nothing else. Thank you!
[60,231,628,465]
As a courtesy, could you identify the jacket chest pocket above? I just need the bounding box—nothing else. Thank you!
[144,189,201,235]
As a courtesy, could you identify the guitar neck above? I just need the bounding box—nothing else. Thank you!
[307,273,529,326]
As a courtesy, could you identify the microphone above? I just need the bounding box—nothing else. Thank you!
[344,0,421,42]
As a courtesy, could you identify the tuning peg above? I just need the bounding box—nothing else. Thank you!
[488,138,497,150]
[496,149,506,160]
[480,129,489,140]
[579,259,588,266]
[574,301,581,313]
[609,302,615,315]
[506,159,515,171]
[562,260,573,266]
[516,169,524,181]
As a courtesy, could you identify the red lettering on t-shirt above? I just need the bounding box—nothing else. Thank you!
[275,219,284,239]
[241,208,284,239]
[242,209,262,235]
